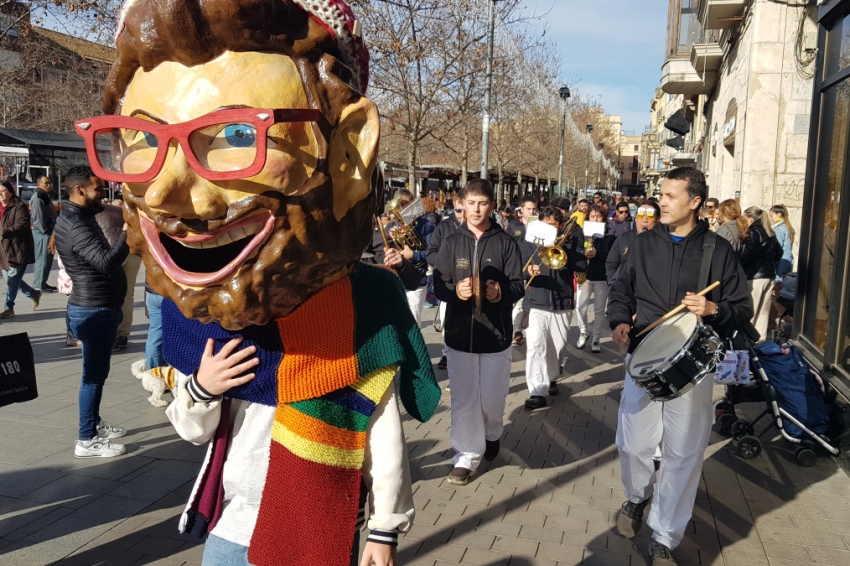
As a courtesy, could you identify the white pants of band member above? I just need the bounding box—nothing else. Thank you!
[439,301,448,358]
[406,286,427,327]
[447,347,512,472]
[512,300,524,335]
[616,354,714,550]
[525,309,572,397]
[576,280,609,340]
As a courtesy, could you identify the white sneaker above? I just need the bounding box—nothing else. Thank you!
[97,421,126,439]
[591,339,601,353]
[75,438,126,458]
[576,334,588,349]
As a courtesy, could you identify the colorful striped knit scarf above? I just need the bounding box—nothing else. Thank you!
[162,264,440,566]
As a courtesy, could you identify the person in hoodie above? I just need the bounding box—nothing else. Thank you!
[608,167,752,566]
[434,178,524,486]
[519,206,586,409]
[607,201,635,238]
[605,200,660,288]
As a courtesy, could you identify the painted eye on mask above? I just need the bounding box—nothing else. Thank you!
[142,132,158,148]
[222,124,257,148]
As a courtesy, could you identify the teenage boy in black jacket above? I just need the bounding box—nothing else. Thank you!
[608,168,752,566]
[519,206,585,409]
[434,179,524,486]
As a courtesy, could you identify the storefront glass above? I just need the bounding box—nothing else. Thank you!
[803,80,849,351]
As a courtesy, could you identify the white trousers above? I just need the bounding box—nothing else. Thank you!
[447,347,512,472]
[616,356,714,550]
[576,280,609,339]
[525,309,572,397]
[406,286,426,327]
[749,278,773,341]
[439,301,448,357]
[512,300,524,334]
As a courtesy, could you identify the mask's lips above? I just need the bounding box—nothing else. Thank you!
[139,212,276,287]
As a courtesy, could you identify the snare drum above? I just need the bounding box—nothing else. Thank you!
[627,312,722,401]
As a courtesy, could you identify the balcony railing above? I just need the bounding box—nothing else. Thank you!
[699,0,746,30]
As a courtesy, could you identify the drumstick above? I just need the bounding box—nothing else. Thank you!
[635,281,721,338]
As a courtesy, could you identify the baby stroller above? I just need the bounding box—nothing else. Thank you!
[715,336,840,467]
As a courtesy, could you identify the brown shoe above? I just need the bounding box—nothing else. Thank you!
[446,467,473,486]
[617,499,650,538]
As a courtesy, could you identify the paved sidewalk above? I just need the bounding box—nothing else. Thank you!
[1,270,850,565]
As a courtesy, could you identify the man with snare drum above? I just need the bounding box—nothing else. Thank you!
[608,168,752,565]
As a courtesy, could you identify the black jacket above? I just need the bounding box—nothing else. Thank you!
[605,229,638,285]
[608,222,753,354]
[426,214,463,267]
[55,202,129,309]
[434,223,524,353]
[362,228,422,292]
[739,220,781,281]
[520,228,586,311]
[506,218,526,243]
[586,234,616,282]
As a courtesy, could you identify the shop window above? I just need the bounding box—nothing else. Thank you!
[803,80,850,351]
[825,12,850,79]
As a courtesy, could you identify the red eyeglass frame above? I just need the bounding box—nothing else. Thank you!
[74,108,323,183]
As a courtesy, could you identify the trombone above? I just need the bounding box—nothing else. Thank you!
[524,217,579,289]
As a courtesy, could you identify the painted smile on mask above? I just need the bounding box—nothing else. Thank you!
[139,211,276,287]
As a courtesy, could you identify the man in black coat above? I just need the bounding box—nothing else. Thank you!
[607,168,753,565]
[506,196,537,345]
[434,179,524,486]
[55,166,130,459]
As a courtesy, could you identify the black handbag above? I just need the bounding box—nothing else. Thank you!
[0,332,37,408]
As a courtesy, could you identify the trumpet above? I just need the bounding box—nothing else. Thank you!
[385,196,426,251]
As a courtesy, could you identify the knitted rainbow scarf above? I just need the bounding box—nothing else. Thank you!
[162,264,440,566]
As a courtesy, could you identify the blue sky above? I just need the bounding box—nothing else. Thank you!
[524,0,668,133]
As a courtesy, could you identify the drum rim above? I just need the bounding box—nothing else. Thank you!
[628,312,702,377]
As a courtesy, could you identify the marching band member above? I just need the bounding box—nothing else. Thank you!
[519,206,585,409]
[426,203,465,371]
[608,168,752,565]
[434,179,524,486]
[508,196,538,345]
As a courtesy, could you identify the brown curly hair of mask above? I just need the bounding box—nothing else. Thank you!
[105,0,361,123]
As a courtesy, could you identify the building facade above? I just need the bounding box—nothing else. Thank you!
[797,0,850,400]
[659,0,817,262]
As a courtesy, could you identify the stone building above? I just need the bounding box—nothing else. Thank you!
[658,0,817,258]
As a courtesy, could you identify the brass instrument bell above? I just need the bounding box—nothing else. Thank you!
[384,196,427,251]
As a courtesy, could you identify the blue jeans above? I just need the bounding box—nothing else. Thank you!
[2,263,36,310]
[69,306,122,440]
[201,531,360,565]
[145,291,164,369]
[32,230,53,289]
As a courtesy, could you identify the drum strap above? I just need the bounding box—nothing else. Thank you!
[698,231,717,291]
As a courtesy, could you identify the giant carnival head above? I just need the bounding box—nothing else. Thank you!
[76,0,379,330]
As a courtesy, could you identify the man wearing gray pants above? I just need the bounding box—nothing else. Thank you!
[30,176,57,292]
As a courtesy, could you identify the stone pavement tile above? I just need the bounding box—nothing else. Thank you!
[462,503,507,522]
[565,504,610,523]
[452,489,493,506]
[418,540,467,562]
[459,547,511,565]
[65,545,145,565]
[805,546,850,565]
[2,504,74,541]
[446,530,496,550]
[11,516,121,564]
[18,472,123,509]
[414,509,441,526]
[491,534,538,557]
[518,525,565,544]
[503,509,547,528]
[476,520,522,538]
[425,499,468,516]
[535,541,585,563]
[791,516,850,536]
[405,523,455,544]
[109,472,194,502]
[0,462,67,498]
[759,526,849,549]
[580,549,635,566]
[29,450,157,481]
[0,435,68,466]
[126,534,187,557]
[66,493,151,523]
[823,506,850,522]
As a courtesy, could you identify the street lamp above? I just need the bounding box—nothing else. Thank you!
[606,153,612,192]
[584,124,593,195]
[597,142,604,192]
[556,86,570,197]
[480,0,497,182]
